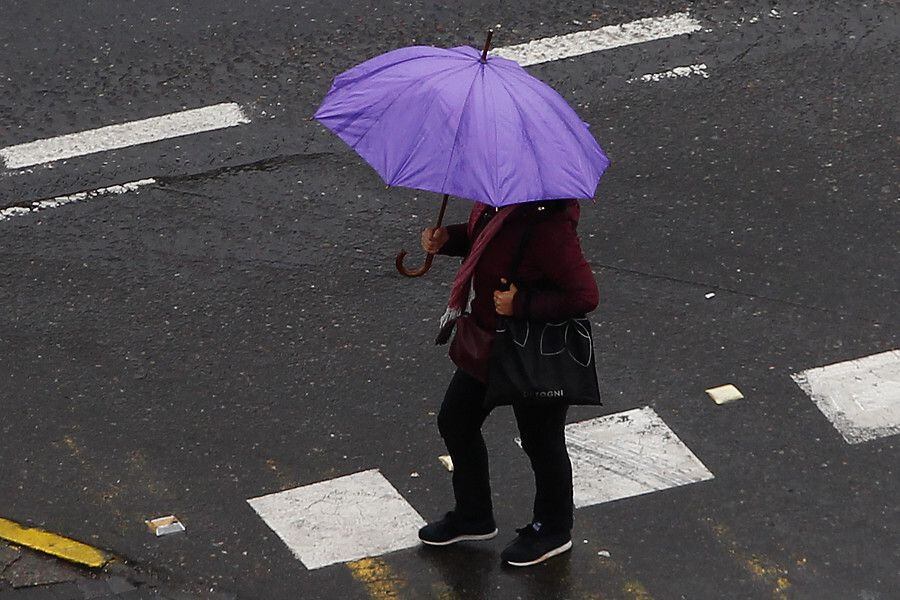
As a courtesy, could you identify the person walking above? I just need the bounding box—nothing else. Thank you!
[417,198,599,567]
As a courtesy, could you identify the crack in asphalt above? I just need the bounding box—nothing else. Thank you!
[0,552,22,579]
[153,150,342,185]
[0,150,342,211]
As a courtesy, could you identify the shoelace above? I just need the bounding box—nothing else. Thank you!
[514,523,539,536]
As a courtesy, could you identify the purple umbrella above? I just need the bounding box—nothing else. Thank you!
[314,33,609,276]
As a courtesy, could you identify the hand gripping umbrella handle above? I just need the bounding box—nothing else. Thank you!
[396,32,493,278]
[396,194,449,278]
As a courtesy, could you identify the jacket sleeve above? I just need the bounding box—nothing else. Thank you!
[437,223,471,257]
[511,220,599,320]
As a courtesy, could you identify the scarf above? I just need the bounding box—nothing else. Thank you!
[439,203,518,331]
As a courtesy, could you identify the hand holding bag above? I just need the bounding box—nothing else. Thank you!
[485,224,602,408]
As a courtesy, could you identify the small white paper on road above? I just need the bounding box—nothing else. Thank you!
[564,407,714,508]
[247,469,426,570]
[438,455,454,472]
[705,384,744,404]
[792,350,900,444]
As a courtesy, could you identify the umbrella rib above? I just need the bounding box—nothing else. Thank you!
[387,64,477,185]
[331,49,468,91]
[349,62,473,158]
[438,66,484,196]
[493,74,547,200]
[499,68,605,190]
[488,70,501,204]
[522,75,596,182]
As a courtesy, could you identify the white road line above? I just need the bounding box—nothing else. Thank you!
[628,63,709,83]
[0,178,156,222]
[792,350,900,444]
[492,12,702,67]
[1,14,700,171]
[0,103,249,169]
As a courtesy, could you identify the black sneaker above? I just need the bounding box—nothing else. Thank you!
[418,511,498,546]
[500,522,572,566]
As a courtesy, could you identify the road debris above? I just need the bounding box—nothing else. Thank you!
[438,455,454,472]
[146,516,186,537]
[705,384,744,404]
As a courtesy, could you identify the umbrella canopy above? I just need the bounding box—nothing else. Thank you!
[314,44,609,207]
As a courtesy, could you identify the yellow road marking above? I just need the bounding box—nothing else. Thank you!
[58,433,176,536]
[59,434,129,533]
[709,521,792,599]
[623,579,655,600]
[594,553,655,600]
[429,582,462,600]
[346,557,405,599]
[264,458,298,490]
[0,517,110,568]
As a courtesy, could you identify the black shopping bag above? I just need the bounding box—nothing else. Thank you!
[485,315,602,408]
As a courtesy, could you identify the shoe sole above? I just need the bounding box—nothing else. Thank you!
[504,540,573,567]
[420,528,499,546]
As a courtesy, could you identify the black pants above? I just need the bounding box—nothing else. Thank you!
[438,368,574,533]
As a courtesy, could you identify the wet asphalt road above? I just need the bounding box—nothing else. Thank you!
[1,1,899,599]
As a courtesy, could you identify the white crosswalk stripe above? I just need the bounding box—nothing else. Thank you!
[792,350,900,444]
[248,469,426,570]
[250,407,712,569]
[565,407,714,507]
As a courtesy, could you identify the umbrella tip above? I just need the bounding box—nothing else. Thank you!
[480,30,494,62]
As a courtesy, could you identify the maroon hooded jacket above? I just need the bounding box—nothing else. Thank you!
[439,199,599,380]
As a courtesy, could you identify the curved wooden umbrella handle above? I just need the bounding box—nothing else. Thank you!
[396,250,435,277]
[395,193,449,278]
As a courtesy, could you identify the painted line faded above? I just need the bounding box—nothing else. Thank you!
[707,520,792,599]
[0,103,249,169]
[492,12,702,67]
[594,552,656,600]
[346,557,405,600]
[0,517,111,568]
[0,178,156,223]
[628,63,709,83]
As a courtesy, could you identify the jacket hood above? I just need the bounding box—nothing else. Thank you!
[472,199,582,230]
[522,198,580,226]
